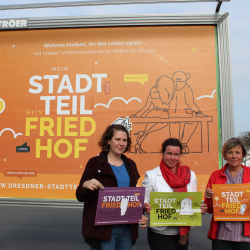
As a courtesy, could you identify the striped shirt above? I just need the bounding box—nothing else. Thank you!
[217,166,250,242]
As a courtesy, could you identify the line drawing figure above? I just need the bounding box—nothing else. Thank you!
[129,71,213,154]
[94,97,141,108]
[112,117,132,131]
[0,128,23,138]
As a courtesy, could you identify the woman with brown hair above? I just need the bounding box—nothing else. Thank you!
[76,124,148,250]
[142,138,207,250]
[204,137,250,250]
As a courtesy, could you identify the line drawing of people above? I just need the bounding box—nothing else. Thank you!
[130,71,208,154]
[169,71,207,154]
[130,75,174,154]
[132,75,174,118]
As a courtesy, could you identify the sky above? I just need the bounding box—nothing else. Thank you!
[0,0,249,136]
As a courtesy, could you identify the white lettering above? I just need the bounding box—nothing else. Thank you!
[57,75,74,93]
[92,74,107,92]
[44,75,59,93]
[21,20,27,27]
[80,95,93,115]
[75,74,92,93]
[40,96,56,115]
[57,96,70,115]
[29,76,43,94]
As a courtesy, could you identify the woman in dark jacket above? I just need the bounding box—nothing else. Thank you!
[76,124,148,250]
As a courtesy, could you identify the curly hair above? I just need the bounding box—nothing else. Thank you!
[98,124,131,153]
[161,138,183,154]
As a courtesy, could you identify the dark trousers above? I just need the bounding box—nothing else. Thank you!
[212,239,250,250]
[147,227,189,250]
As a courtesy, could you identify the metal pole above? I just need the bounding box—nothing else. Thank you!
[0,0,230,11]
[215,1,223,13]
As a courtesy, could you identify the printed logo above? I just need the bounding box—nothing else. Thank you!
[16,142,30,152]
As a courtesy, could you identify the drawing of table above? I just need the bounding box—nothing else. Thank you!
[129,116,213,154]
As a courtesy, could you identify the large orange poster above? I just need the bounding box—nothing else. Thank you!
[0,25,220,199]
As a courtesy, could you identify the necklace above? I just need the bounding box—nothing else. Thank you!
[108,157,123,166]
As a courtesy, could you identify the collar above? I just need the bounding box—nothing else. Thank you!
[95,151,130,176]
[157,166,162,176]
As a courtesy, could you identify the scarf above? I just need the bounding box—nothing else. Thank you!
[160,159,191,242]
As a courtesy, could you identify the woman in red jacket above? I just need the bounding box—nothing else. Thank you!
[76,124,148,250]
[204,137,250,250]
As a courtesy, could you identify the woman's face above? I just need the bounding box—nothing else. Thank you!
[224,145,243,169]
[163,145,181,171]
[108,130,128,156]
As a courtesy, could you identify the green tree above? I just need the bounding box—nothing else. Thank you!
[238,131,250,165]
[238,131,250,150]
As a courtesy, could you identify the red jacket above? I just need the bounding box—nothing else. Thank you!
[76,151,140,243]
[204,164,250,240]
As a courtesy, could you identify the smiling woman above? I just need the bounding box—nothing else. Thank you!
[204,138,250,250]
[142,138,207,250]
[76,124,148,250]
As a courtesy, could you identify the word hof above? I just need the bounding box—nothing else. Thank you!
[27,73,107,158]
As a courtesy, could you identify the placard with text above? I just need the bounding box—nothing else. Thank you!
[94,187,145,225]
[150,192,202,227]
[213,184,250,221]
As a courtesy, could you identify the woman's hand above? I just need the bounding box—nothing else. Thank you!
[82,179,104,192]
[143,203,152,214]
[139,214,148,229]
[205,187,214,199]
[200,203,208,214]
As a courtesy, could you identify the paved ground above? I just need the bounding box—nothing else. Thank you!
[0,205,212,250]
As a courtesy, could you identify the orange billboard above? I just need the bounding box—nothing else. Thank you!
[0,25,220,199]
[213,184,250,221]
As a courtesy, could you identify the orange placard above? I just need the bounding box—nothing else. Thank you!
[0,25,220,199]
[213,184,250,221]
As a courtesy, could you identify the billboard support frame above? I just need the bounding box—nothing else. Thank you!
[0,0,230,12]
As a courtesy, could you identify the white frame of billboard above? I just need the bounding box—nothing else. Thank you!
[0,1,230,11]
[0,13,233,205]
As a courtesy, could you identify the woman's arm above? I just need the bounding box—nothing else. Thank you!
[204,175,214,214]
[189,171,198,192]
[76,158,103,202]
[142,172,153,214]
[190,171,207,213]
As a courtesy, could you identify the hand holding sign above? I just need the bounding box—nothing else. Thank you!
[143,202,152,215]
[83,178,104,192]
[205,187,214,199]
[139,214,148,229]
